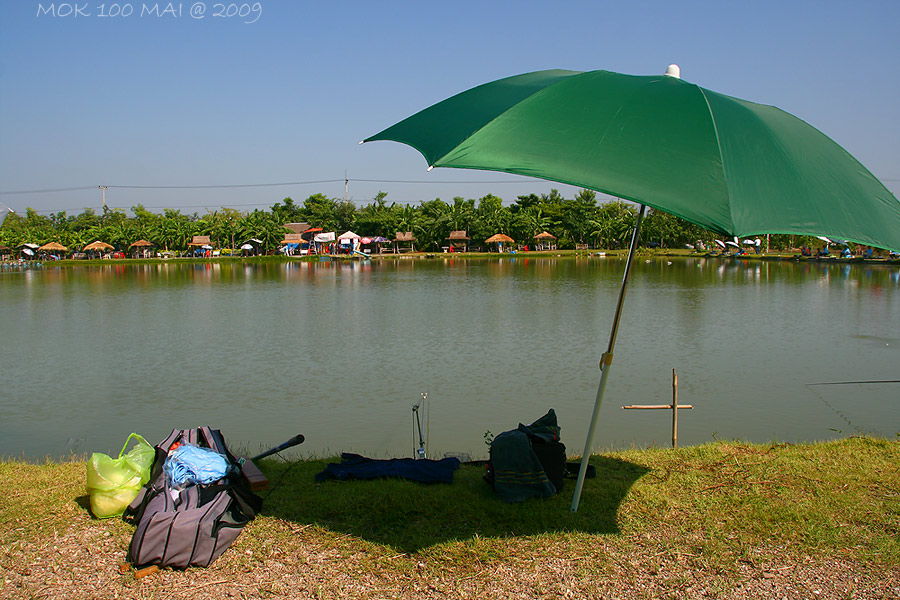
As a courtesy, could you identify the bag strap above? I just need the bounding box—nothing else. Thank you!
[118,433,149,458]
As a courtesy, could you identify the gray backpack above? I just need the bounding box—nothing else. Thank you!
[124,427,262,569]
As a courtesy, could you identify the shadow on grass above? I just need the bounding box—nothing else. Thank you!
[256,455,649,554]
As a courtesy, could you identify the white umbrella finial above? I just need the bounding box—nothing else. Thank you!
[664,64,681,79]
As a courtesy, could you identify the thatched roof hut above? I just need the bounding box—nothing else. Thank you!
[188,235,212,247]
[534,231,558,250]
[448,230,469,252]
[485,233,514,252]
[39,241,67,252]
[394,231,416,253]
[83,241,114,252]
[283,222,310,234]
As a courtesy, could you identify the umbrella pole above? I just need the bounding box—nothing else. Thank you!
[571,204,646,512]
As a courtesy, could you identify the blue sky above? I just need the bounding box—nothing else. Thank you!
[1,0,898,216]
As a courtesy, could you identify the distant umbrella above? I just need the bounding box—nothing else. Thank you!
[714,240,726,249]
[485,233,514,243]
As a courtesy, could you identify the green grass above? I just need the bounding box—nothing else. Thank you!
[2,437,898,597]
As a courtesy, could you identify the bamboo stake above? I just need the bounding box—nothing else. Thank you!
[620,369,693,449]
[672,369,678,449]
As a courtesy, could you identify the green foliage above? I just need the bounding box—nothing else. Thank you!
[7,188,825,256]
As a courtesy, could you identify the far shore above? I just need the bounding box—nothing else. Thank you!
[7,247,900,267]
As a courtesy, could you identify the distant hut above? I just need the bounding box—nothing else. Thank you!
[485,233,514,252]
[394,231,416,253]
[534,231,557,251]
[38,241,68,260]
[448,230,470,253]
[188,235,213,257]
[18,243,39,260]
[83,241,114,259]
[0,244,10,260]
[239,238,263,256]
[129,239,154,258]
[280,233,305,255]
[283,222,310,234]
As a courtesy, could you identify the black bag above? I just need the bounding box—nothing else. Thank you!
[531,437,567,492]
[485,409,567,502]
[123,426,262,569]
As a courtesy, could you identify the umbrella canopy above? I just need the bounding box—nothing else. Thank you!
[83,241,113,252]
[365,67,900,252]
[39,242,67,252]
[362,64,900,512]
[338,230,361,240]
[485,233,514,243]
[129,239,153,247]
[534,231,557,240]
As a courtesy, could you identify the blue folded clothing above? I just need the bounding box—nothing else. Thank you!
[315,453,461,484]
[164,444,230,486]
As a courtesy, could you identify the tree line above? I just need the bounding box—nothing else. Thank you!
[0,189,810,253]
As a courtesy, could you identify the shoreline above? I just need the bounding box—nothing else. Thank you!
[6,248,900,268]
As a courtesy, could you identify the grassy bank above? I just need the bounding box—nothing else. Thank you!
[2,437,898,599]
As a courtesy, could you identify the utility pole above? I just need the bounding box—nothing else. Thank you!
[344,171,349,202]
[99,185,108,211]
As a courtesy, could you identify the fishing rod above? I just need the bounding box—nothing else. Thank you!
[412,392,428,459]
[251,433,305,461]
[808,380,900,386]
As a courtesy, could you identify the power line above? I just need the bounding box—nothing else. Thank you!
[0,186,98,195]
[0,176,576,196]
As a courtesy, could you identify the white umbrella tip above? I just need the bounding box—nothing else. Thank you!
[664,64,681,79]
[427,165,434,172]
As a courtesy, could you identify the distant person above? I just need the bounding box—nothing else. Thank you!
[864,247,873,259]
[754,238,761,254]
[817,246,829,257]
[842,247,852,258]
[801,245,811,257]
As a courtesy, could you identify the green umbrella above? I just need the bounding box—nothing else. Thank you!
[365,66,900,251]
[362,65,900,511]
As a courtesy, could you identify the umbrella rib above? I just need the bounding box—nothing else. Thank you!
[695,86,737,236]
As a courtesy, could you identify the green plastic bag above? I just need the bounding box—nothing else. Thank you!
[86,433,155,519]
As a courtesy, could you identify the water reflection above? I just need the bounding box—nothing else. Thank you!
[1,257,897,460]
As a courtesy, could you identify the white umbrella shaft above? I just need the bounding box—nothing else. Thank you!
[571,204,646,512]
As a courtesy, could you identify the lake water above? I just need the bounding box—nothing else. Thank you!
[1,257,898,461]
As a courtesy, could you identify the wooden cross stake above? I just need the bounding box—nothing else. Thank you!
[622,369,693,448]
